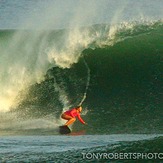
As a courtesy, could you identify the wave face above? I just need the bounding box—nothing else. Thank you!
[0,21,162,134]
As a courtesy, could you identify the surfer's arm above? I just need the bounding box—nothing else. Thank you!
[77,114,85,124]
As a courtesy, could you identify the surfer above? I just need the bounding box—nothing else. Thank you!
[61,106,86,126]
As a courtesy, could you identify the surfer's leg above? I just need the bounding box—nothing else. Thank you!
[61,113,72,120]
[61,113,76,126]
[65,117,76,126]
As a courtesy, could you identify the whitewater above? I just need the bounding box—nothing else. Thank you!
[0,0,163,162]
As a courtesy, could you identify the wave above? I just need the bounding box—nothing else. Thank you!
[0,20,162,133]
[0,134,162,162]
[70,136,163,162]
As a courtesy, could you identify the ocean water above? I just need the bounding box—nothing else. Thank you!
[0,0,163,162]
[0,135,162,162]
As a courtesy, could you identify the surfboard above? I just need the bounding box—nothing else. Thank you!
[59,125,71,134]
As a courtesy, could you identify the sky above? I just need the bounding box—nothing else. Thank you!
[0,0,162,29]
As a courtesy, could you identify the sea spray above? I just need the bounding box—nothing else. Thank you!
[79,58,91,106]
[53,77,70,112]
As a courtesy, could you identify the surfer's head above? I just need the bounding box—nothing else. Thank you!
[76,106,82,113]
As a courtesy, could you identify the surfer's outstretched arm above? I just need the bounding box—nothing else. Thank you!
[77,114,86,124]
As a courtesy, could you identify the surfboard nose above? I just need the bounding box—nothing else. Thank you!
[59,126,71,134]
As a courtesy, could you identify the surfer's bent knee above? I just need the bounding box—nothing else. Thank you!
[61,113,73,120]
[61,113,67,119]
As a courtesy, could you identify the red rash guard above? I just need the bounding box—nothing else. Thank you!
[64,108,85,124]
